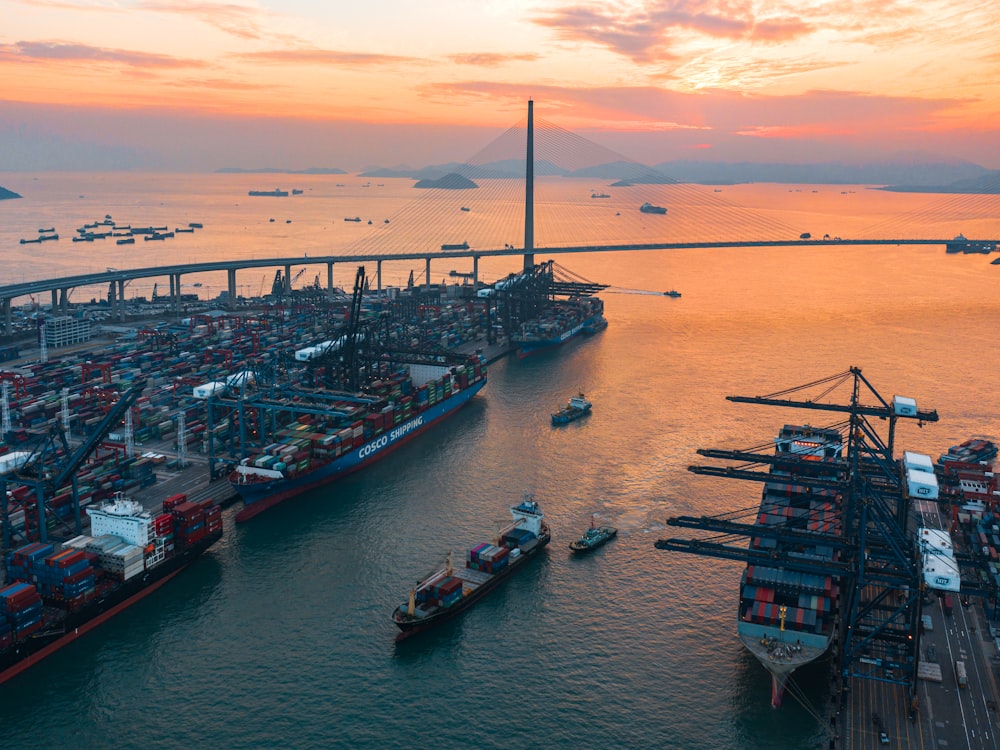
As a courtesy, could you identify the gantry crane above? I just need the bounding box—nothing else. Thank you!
[655,367,939,708]
[1,379,147,546]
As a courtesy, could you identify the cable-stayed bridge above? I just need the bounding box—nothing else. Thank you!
[1,101,998,330]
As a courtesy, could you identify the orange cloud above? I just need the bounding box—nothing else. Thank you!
[235,49,426,67]
[0,41,207,68]
[447,53,541,67]
[531,1,813,62]
[137,0,270,41]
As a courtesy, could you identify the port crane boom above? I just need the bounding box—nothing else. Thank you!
[4,379,147,545]
[656,367,937,702]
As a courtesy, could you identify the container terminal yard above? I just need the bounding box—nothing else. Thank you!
[3,261,1000,746]
[0,262,577,532]
[0,259,611,680]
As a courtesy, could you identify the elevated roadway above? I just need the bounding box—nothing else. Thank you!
[0,238,959,332]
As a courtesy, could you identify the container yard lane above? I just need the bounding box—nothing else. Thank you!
[910,594,1000,749]
[840,591,1000,748]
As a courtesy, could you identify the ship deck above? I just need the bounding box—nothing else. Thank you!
[452,566,492,592]
[737,631,830,676]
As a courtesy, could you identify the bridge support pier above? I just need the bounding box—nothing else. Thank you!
[171,273,181,317]
[118,280,126,321]
[227,269,237,309]
[473,256,479,286]
[284,264,292,295]
[376,260,382,291]
[50,289,58,315]
[425,258,431,287]
[59,288,69,314]
[327,263,334,297]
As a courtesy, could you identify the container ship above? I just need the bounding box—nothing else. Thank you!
[392,494,550,639]
[736,424,843,707]
[513,297,605,357]
[0,492,222,685]
[229,354,487,522]
[248,188,289,197]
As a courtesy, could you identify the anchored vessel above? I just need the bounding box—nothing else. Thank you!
[392,495,550,639]
[248,188,289,197]
[230,355,487,522]
[552,393,592,425]
[736,425,843,706]
[0,493,222,685]
[945,234,996,254]
[569,516,617,553]
[514,298,605,357]
[640,202,667,214]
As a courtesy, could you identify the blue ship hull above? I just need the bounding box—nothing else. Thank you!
[514,314,601,357]
[232,378,486,521]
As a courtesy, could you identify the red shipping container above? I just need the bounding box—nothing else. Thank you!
[163,493,188,511]
[57,551,87,568]
[64,567,94,585]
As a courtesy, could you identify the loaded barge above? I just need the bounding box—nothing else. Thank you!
[392,494,550,639]
[0,493,222,684]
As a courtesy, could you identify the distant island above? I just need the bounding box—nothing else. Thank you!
[214,159,1000,193]
[215,167,347,175]
[413,173,478,190]
[360,158,998,192]
[876,172,1000,194]
[0,186,22,200]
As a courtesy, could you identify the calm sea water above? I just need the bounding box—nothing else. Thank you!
[0,175,999,749]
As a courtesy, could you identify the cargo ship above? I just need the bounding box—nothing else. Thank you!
[736,424,843,707]
[513,297,604,357]
[945,234,996,254]
[0,492,222,685]
[392,494,550,639]
[640,202,667,214]
[248,188,289,197]
[229,355,487,522]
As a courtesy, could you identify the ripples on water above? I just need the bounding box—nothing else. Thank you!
[0,176,998,748]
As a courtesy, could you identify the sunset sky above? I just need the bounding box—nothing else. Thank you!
[2,0,999,171]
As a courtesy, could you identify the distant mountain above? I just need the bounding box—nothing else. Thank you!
[359,160,568,180]
[413,173,478,190]
[215,167,347,175]
[358,157,989,189]
[0,186,22,200]
[877,170,1000,194]
[639,160,991,186]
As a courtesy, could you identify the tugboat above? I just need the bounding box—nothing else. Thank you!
[551,393,592,425]
[569,516,617,554]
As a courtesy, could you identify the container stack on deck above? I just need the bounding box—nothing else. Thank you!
[416,575,463,608]
[467,543,510,575]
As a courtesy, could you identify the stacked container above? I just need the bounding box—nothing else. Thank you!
[415,575,463,608]
[0,583,43,641]
[466,543,510,574]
